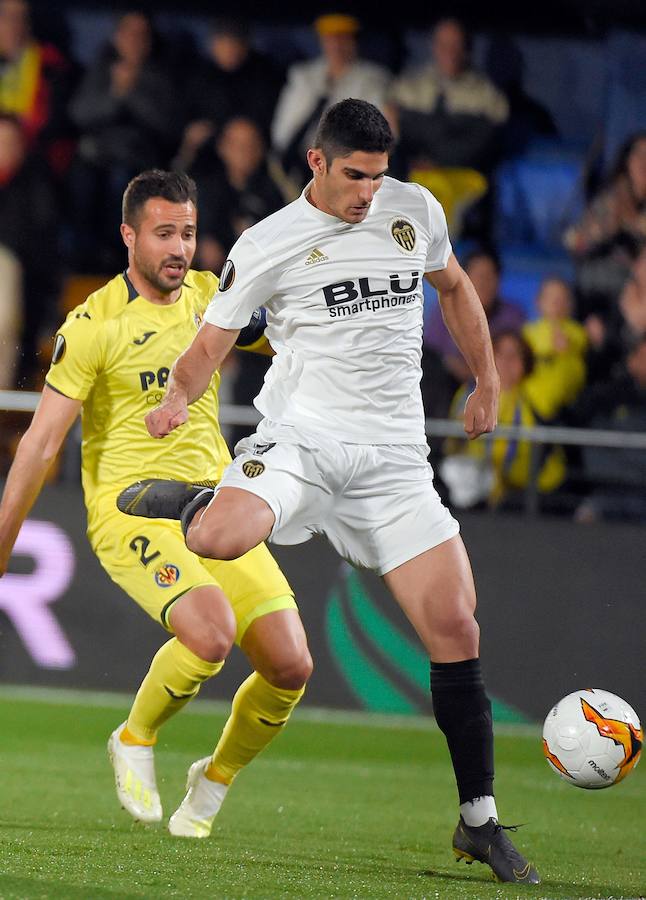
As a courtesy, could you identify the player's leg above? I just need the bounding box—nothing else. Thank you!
[382,537,490,807]
[108,583,236,825]
[169,610,312,838]
[96,515,237,823]
[116,479,273,560]
[383,539,539,883]
[168,544,313,838]
[327,444,538,883]
[116,430,328,561]
[124,584,237,743]
[206,609,313,778]
[185,487,275,560]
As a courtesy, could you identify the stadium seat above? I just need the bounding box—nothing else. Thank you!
[499,248,575,319]
[602,32,646,172]
[494,147,585,250]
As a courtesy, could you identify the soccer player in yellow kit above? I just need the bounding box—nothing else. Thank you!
[0,170,312,838]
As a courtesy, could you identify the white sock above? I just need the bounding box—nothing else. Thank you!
[460,795,498,827]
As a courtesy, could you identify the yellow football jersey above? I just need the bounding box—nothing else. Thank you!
[46,270,232,539]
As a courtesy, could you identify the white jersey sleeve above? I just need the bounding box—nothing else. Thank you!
[204,233,276,330]
[419,187,452,273]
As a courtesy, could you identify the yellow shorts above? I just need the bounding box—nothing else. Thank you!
[91,510,295,644]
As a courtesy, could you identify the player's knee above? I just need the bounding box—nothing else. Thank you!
[433,604,479,648]
[170,587,237,661]
[175,608,237,663]
[457,614,480,651]
[267,649,314,690]
[184,620,236,663]
[186,521,247,561]
[450,613,479,655]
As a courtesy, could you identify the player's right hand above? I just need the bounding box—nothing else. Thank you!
[145,400,189,438]
[463,378,499,440]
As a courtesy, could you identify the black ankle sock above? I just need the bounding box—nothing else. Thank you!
[431,658,494,804]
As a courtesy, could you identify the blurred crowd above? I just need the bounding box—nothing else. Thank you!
[435,134,646,522]
[0,1,644,521]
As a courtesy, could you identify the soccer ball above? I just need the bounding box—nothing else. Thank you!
[542,689,642,789]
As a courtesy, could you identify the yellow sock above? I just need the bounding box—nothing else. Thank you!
[125,637,224,744]
[205,672,304,784]
[120,725,155,747]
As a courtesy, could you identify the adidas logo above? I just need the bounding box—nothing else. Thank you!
[305,247,328,266]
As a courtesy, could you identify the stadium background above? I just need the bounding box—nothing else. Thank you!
[0,0,645,722]
[0,6,644,899]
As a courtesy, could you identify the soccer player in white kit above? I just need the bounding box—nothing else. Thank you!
[121,99,540,884]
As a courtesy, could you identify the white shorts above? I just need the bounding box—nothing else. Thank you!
[217,421,459,576]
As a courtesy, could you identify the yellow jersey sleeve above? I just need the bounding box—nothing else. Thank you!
[188,269,219,315]
[45,305,106,401]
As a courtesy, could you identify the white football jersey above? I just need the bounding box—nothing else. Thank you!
[204,176,451,444]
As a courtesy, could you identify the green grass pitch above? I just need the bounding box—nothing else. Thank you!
[0,689,643,899]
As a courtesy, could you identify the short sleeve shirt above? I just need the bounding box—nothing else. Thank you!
[204,177,452,444]
[46,271,231,520]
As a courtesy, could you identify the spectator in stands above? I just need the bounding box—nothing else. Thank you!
[0,0,74,174]
[619,246,646,340]
[175,17,284,172]
[566,131,646,318]
[483,34,557,157]
[190,116,288,449]
[0,114,59,386]
[441,331,569,510]
[388,18,508,174]
[582,311,624,388]
[271,13,391,184]
[568,335,646,523]
[67,10,178,271]
[583,244,646,387]
[523,277,587,408]
[191,116,288,275]
[423,248,525,402]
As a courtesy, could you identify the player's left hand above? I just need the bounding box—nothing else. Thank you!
[463,380,499,440]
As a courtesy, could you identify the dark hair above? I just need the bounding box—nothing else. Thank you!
[464,246,502,275]
[493,329,535,377]
[612,130,646,181]
[122,169,197,226]
[116,8,152,26]
[0,112,24,133]
[112,10,162,62]
[210,16,250,41]
[313,99,394,164]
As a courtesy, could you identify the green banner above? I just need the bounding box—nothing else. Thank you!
[326,569,529,722]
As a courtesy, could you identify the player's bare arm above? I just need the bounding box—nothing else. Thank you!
[426,253,500,440]
[0,386,81,575]
[145,322,240,438]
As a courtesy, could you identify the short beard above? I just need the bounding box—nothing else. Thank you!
[135,253,185,295]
